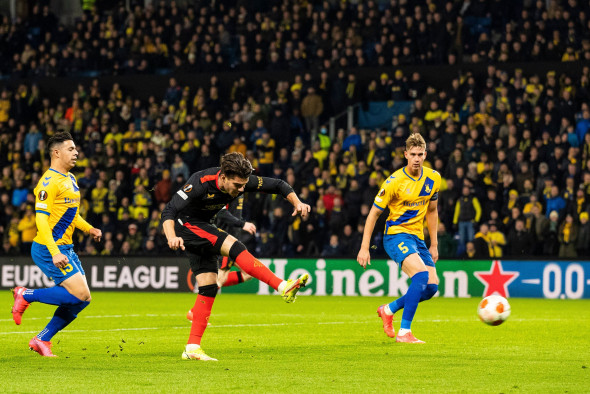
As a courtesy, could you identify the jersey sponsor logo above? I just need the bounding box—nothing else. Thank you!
[375,197,383,203]
[36,202,48,209]
[257,176,263,189]
[177,190,188,200]
[38,190,48,201]
[183,184,193,193]
[207,193,215,199]
[65,197,80,204]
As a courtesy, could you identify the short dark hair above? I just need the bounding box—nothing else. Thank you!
[47,132,74,155]
[220,152,253,179]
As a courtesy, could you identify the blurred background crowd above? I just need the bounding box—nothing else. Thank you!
[1,0,590,259]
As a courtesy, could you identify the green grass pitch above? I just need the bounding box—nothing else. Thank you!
[1,292,589,393]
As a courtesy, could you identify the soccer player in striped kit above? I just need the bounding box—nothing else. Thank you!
[357,133,441,344]
[11,132,102,356]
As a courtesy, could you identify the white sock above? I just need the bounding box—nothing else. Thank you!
[384,304,394,316]
[398,328,410,336]
[186,344,200,352]
[277,280,287,293]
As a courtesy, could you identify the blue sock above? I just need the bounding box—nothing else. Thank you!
[388,296,406,314]
[23,286,84,306]
[38,301,90,342]
[400,271,429,330]
[388,283,438,313]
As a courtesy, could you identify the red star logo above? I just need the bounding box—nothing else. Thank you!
[474,260,519,298]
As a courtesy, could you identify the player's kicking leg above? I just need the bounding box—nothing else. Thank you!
[221,236,308,303]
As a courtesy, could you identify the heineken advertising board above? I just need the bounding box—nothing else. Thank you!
[1,257,589,299]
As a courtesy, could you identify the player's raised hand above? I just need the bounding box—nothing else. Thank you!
[89,228,102,242]
[168,236,185,251]
[242,222,257,235]
[52,253,69,269]
[292,202,311,218]
[357,248,371,269]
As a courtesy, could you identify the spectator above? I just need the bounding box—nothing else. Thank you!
[125,223,143,254]
[488,222,507,258]
[171,154,190,181]
[11,180,28,208]
[154,169,172,204]
[507,219,534,257]
[453,185,482,253]
[24,124,43,154]
[473,223,491,258]
[17,205,36,254]
[461,241,478,259]
[322,234,344,257]
[437,222,458,259]
[301,87,324,141]
[558,214,578,258]
[255,130,275,177]
[545,185,566,218]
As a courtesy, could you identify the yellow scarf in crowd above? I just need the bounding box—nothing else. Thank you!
[563,222,571,243]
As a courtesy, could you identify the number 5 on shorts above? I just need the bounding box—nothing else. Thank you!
[398,242,409,254]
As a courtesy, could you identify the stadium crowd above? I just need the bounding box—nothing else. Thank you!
[1,0,590,259]
[1,0,590,78]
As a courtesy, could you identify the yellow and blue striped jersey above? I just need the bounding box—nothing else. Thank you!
[373,166,441,240]
[33,168,91,254]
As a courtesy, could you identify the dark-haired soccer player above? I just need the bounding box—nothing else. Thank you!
[162,152,310,361]
[11,132,102,356]
[357,133,441,344]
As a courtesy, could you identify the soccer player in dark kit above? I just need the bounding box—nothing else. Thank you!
[161,152,310,361]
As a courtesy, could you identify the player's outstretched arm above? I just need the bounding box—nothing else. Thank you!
[286,192,311,218]
[357,205,382,269]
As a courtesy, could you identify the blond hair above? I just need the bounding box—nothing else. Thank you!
[405,132,426,151]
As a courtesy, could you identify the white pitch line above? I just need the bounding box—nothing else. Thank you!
[0,317,585,336]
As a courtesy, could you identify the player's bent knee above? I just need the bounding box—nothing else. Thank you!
[198,283,219,298]
[421,284,438,301]
[228,241,247,261]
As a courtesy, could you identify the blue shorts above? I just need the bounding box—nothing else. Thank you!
[383,233,435,267]
[31,242,85,285]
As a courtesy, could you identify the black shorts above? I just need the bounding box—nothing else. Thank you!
[175,219,229,275]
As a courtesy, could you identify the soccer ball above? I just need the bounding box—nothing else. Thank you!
[477,295,511,326]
